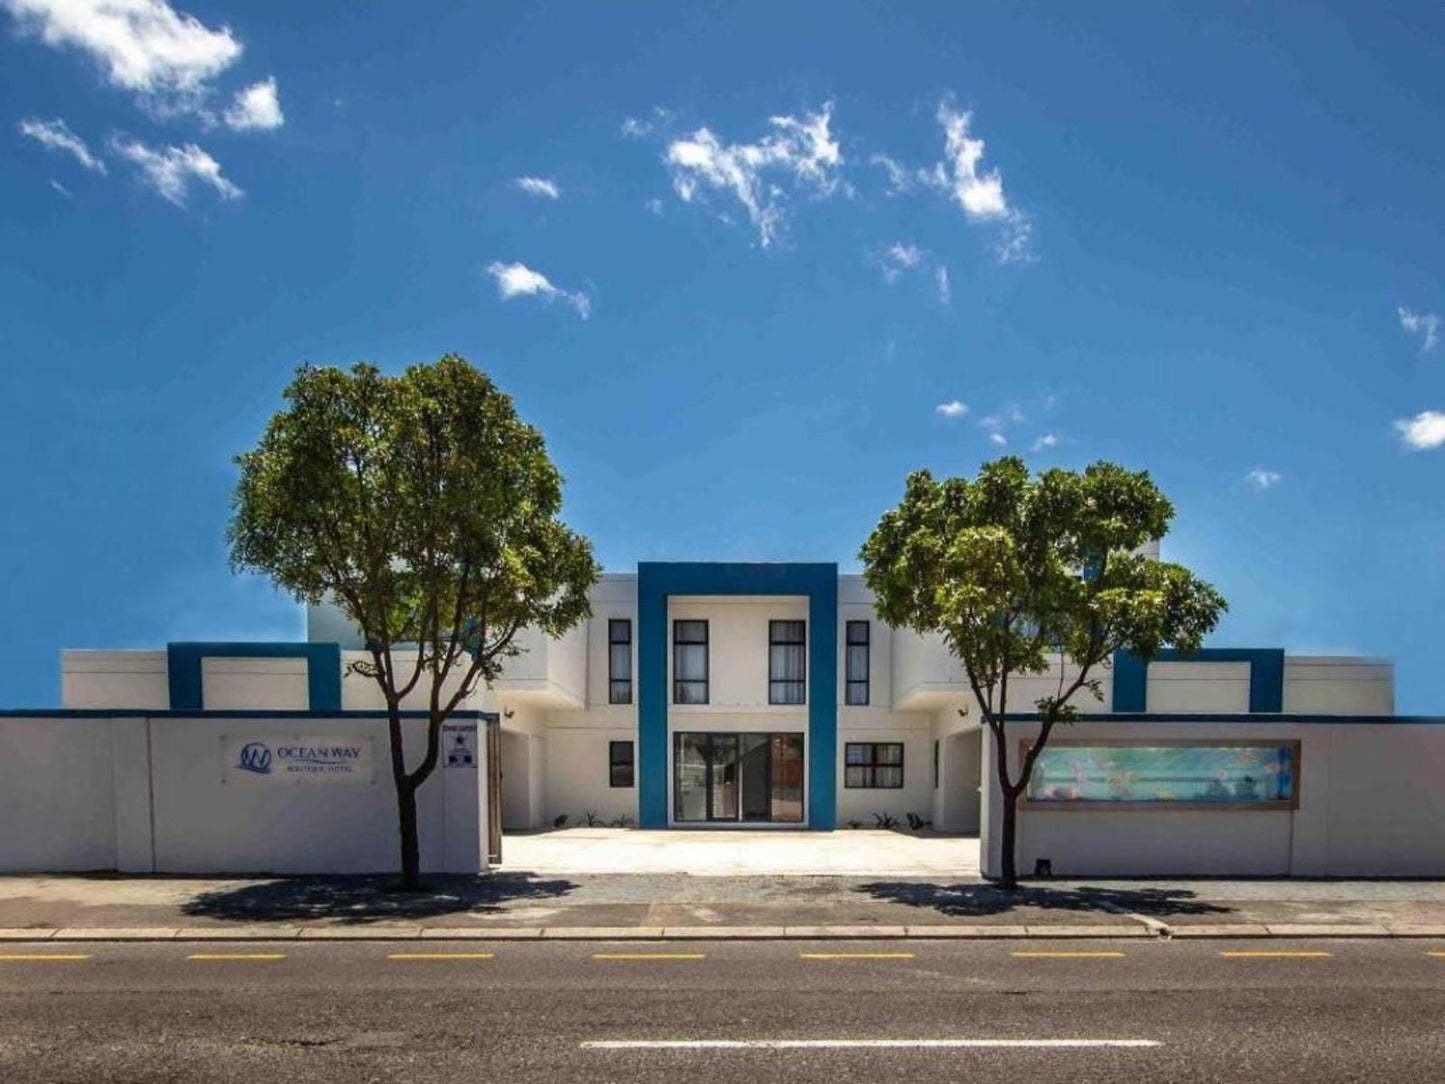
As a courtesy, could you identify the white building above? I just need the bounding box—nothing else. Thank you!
[4,559,1442,878]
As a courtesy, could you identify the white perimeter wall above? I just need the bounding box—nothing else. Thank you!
[0,715,487,875]
[984,719,1445,877]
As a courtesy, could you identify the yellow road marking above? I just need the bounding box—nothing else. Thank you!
[186,953,287,961]
[799,952,916,960]
[0,954,92,961]
[1219,951,1332,958]
[592,953,706,961]
[387,952,495,960]
[1011,951,1126,959]
[1426,952,1445,958]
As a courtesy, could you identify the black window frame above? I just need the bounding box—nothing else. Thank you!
[768,619,807,706]
[845,620,870,706]
[608,740,635,788]
[933,739,940,789]
[844,741,904,789]
[608,618,633,705]
[673,619,709,704]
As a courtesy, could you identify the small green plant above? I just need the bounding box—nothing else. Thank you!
[873,812,899,830]
[905,812,933,831]
[581,811,604,827]
[552,813,569,828]
[847,819,862,829]
[609,815,634,828]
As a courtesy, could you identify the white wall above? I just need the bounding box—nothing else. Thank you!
[544,724,637,825]
[0,714,487,875]
[202,658,309,711]
[1147,661,1250,713]
[668,595,809,713]
[984,719,1445,878]
[62,651,168,710]
[1284,658,1394,715]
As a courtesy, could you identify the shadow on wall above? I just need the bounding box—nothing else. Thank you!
[854,881,1236,918]
[181,873,579,925]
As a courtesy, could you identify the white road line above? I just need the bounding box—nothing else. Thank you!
[582,1039,1161,1050]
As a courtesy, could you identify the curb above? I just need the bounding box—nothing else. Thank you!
[1,923,1442,943]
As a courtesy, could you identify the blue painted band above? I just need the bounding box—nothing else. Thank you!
[166,642,343,712]
[1112,648,1285,713]
[636,563,839,830]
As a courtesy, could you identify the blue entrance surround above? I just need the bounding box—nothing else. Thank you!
[167,642,343,712]
[1111,648,1285,713]
[636,563,838,829]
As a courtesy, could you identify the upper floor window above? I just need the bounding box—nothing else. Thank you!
[673,620,709,704]
[769,620,807,705]
[845,620,870,705]
[608,619,632,705]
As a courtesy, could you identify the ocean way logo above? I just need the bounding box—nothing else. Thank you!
[236,741,273,775]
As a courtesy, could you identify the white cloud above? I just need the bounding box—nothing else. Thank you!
[1395,410,1445,450]
[664,101,843,248]
[980,404,1025,446]
[878,240,923,282]
[1399,306,1440,352]
[988,432,1007,446]
[222,76,282,130]
[18,116,106,172]
[49,178,72,197]
[108,135,240,204]
[874,99,1033,263]
[515,176,561,199]
[645,197,664,216]
[485,260,590,319]
[621,106,671,138]
[935,265,951,304]
[2,0,242,107]
[1245,467,1282,490]
[936,399,967,418]
[1031,433,1060,452]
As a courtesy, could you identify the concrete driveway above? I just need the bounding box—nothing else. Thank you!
[497,828,981,876]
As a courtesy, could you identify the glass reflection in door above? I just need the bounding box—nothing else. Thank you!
[673,731,804,823]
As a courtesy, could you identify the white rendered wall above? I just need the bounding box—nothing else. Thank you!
[62,650,168,710]
[0,716,121,871]
[1146,661,1251,713]
[985,719,1445,878]
[202,658,309,711]
[668,595,809,713]
[1283,658,1393,715]
[544,724,638,825]
[835,717,935,827]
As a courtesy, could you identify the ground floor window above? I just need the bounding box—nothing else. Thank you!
[609,740,634,788]
[673,731,804,823]
[845,742,904,789]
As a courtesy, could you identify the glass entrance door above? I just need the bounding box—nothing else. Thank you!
[673,732,804,824]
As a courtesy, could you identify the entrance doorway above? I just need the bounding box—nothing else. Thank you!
[673,732,804,823]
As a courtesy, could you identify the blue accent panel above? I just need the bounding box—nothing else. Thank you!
[1111,648,1286,713]
[636,563,840,830]
[166,642,343,712]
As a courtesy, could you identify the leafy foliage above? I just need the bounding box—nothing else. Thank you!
[861,456,1226,885]
[229,355,598,886]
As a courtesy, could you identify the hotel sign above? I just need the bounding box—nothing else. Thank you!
[221,735,376,784]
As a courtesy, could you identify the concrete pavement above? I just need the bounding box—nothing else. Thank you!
[1,937,1443,1081]
[5,872,1445,940]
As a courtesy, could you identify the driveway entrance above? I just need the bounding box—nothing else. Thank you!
[498,828,980,876]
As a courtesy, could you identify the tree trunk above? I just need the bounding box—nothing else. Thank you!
[397,779,422,891]
[998,787,1019,890]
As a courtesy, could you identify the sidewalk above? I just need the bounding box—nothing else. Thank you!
[2,873,1445,940]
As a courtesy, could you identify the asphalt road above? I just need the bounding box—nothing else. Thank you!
[2,937,1443,1082]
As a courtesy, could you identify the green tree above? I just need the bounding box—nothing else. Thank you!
[860,457,1226,888]
[229,355,599,889]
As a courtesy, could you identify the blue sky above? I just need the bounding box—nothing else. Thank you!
[1,2,1442,711]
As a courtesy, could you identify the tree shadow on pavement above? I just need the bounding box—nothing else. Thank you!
[856,881,1235,918]
[181,873,579,925]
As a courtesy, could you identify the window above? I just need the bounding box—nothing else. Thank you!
[1023,742,1300,809]
[933,739,940,789]
[845,620,870,705]
[673,620,709,704]
[845,742,904,788]
[609,740,634,788]
[608,619,632,704]
[768,620,806,705]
